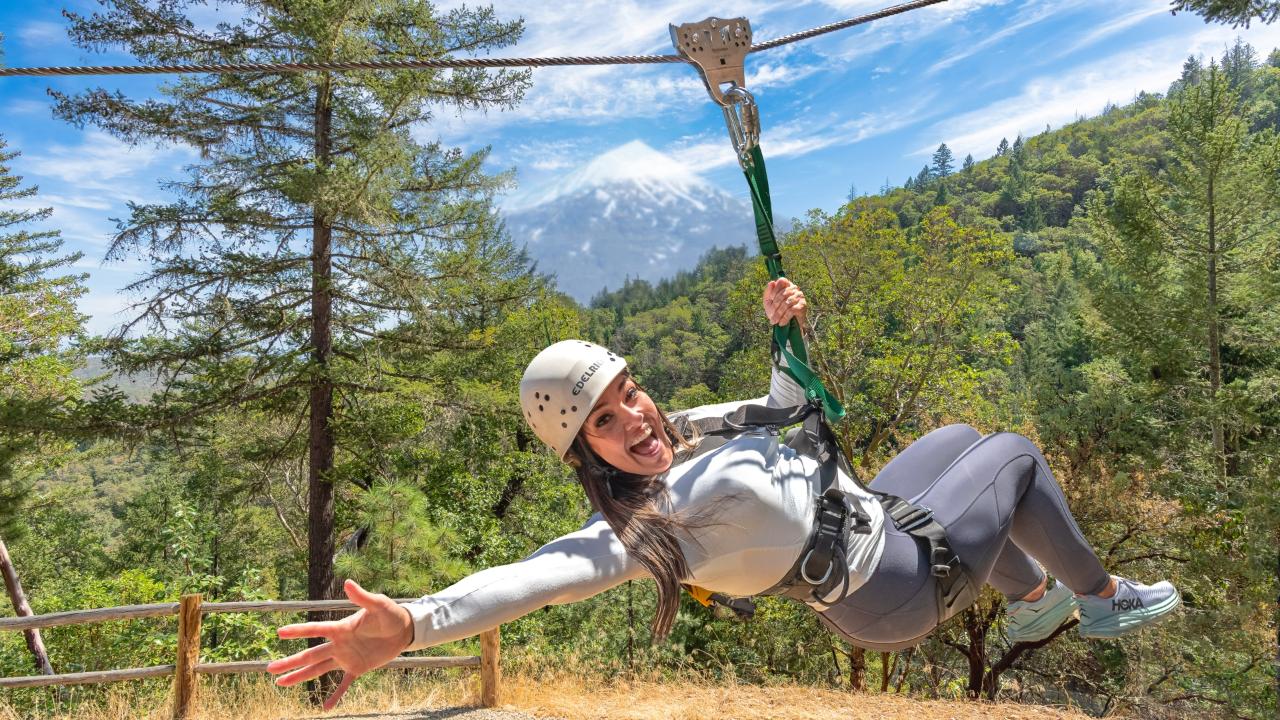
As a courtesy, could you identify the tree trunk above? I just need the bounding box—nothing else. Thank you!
[894,647,915,693]
[848,646,866,691]
[962,608,987,698]
[880,651,894,692]
[982,619,1078,699]
[306,74,339,704]
[1206,176,1227,484]
[0,538,55,675]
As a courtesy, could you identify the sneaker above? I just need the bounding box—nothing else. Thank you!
[1077,576,1182,639]
[1006,581,1079,643]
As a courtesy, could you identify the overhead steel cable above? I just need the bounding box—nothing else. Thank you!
[0,0,945,78]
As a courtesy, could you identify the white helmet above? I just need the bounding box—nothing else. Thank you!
[520,340,628,459]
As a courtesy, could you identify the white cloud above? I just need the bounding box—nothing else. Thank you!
[423,0,845,144]
[17,21,63,46]
[925,0,1074,75]
[80,288,137,337]
[4,99,49,116]
[819,0,1019,62]
[917,21,1280,161]
[22,132,190,192]
[665,94,936,174]
[1051,2,1169,59]
[40,193,113,211]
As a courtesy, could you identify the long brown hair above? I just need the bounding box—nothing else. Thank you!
[564,372,700,641]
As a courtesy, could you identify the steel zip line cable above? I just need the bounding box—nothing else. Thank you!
[0,0,945,78]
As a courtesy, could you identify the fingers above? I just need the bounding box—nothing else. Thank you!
[344,578,380,609]
[763,279,807,326]
[275,657,338,687]
[266,642,334,675]
[323,673,357,711]
[277,620,344,640]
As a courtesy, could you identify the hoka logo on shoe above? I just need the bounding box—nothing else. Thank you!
[1112,597,1144,611]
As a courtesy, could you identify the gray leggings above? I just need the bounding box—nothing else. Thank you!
[818,425,1111,651]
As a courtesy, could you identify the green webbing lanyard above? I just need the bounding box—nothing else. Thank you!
[741,145,846,423]
[669,15,843,423]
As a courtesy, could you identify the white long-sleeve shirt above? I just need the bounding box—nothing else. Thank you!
[403,366,886,651]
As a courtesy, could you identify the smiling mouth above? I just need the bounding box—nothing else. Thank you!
[630,425,663,457]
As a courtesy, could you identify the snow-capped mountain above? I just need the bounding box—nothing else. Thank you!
[504,141,756,302]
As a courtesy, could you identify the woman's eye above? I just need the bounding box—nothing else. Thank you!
[595,414,611,428]
[626,387,638,400]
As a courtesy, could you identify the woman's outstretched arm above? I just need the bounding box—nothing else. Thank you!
[401,513,646,650]
[267,514,644,708]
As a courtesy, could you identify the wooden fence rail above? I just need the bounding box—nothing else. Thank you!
[0,594,501,718]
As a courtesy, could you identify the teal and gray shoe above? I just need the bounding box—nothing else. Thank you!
[1005,581,1079,643]
[1077,576,1182,639]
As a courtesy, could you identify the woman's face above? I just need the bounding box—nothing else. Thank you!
[581,373,674,476]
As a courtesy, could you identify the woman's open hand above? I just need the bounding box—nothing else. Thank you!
[763,278,808,327]
[266,579,414,711]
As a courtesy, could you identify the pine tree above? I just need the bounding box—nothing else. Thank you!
[1220,38,1259,100]
[962,154,975,172]
[915,164,933,187]
[996,137,1010,156]
[1171,0,1280,27]
[0,136,87,539]
[1088,63,1280,483]
[1172,54,1205,94]
[933,181,949,206]
[51,0,535,670]
[931,143,955,178]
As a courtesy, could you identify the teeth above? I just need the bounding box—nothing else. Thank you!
[632,425,654,448]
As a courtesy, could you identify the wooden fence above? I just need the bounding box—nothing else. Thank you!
[0,594,501,718]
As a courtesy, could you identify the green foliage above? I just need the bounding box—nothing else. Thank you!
[0,135,87,539]
[335,480,470,596]
[1171,0,1280,27]
[49,0,542,609]
[728,205,1016,471]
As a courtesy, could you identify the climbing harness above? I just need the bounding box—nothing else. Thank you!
[671,12,972,629]
[677,400,973,624]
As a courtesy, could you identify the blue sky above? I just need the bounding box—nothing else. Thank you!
[4,0,1280,335]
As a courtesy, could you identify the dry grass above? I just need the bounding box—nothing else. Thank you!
[500,674,1100,720]
[0,672,477,720]
[0,671,1105,720]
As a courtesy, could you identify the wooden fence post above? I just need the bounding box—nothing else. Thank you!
[479,627,500,707]
[173,594,202,720]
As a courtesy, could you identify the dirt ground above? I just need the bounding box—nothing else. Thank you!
[316,680,1098,720]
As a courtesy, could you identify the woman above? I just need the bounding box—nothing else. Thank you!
[267,278,1180,709]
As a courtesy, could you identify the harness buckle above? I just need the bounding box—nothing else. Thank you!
[891,504,934,533]
[930,546,955,578]
[799,548,834,585]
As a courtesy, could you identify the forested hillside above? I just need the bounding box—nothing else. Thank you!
[1,23,1276,720]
